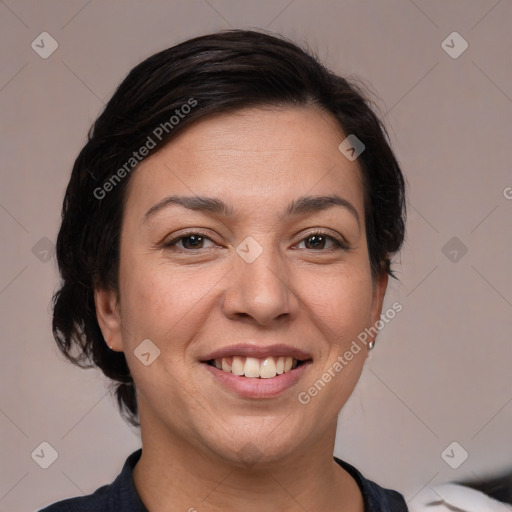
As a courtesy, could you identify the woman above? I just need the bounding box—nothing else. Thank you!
[41,29,408,511]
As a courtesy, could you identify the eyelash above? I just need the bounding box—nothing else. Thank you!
[163,230,349,253]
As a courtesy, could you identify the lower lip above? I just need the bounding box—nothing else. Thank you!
[203,362,311,399]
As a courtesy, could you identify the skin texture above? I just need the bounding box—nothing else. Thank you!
[95,105,388,511]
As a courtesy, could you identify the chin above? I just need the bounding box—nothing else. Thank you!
[199,417,311,469]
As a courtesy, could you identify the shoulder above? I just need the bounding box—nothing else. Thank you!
[334,456,408,511]
[37,484,110,511]
[37,449,146,512]
[408,483,512,512]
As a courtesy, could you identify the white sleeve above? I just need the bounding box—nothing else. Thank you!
[408,483,512,512]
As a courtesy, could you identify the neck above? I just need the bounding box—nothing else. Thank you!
[132,409,364,511]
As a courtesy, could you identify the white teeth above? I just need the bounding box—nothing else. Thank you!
[260,357,277,379]
[221,358,232,372]
[244,357,260,378]
[211,355,302,378]
[231,356,244,376]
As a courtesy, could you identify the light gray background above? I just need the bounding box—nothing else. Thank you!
[1,1,511,510]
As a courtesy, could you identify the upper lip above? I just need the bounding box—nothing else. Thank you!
[201,343,313,362]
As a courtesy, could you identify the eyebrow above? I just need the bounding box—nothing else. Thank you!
[143,194,360,227]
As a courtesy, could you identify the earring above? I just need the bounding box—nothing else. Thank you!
[368,340,375,350]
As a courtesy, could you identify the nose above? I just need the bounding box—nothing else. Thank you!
[222,244,299,326]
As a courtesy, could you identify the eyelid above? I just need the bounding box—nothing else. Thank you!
[162,229,216,248]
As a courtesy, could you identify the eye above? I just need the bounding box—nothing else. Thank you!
[163,231,216,251]
[296,231,348,251]
[162,230,349,253]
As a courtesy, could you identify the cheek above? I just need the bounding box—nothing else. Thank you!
[116,258,209,402]
[296,275,373,421]
[302,265,374,341]
[118,255,222,348]
[299,267,373,399]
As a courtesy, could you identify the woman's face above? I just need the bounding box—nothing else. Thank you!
[96,106,387,465]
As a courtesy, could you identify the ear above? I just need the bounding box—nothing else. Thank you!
[94,287,123,352]
[368,270,389,343]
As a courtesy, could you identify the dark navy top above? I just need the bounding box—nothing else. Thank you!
[38,449,408,511]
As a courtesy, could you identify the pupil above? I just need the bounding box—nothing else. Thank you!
[185,235,202,248]
[308,235,324,249]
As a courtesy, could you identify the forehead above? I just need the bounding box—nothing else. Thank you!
[125,106,365,220]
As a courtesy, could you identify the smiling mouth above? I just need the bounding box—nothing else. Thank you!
[206,356,312,379]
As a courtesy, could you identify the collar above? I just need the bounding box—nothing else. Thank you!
[110,449,406,512]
